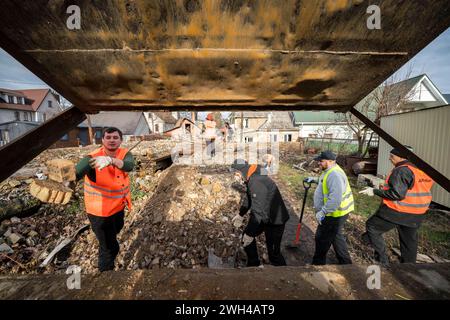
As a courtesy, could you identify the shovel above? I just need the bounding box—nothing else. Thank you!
[286,179,313,249]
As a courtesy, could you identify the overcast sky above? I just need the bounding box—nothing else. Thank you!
[1,27,449,108]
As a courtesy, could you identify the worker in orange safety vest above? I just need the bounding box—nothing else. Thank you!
[360,145,434,265]
[75,127,134,272]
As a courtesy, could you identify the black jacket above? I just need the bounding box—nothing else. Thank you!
[239,167,290,226]
[373,160,426,227]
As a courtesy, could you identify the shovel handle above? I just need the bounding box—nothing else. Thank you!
[294,223,302,244]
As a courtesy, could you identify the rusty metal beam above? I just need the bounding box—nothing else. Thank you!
[86,104,350,113]
[349,107,450,193]
[0,107,86,183]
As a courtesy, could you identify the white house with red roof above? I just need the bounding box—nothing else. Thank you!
[0,88,63,144]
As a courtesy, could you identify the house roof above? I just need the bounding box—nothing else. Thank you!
[18,89,50,111]
[293,111,341,124]
[0,88,27,97]
[153,112,178,124]
[79,111,146,135]
[164,118,198,133]
[237,112,270,118]
[258,112,296,130]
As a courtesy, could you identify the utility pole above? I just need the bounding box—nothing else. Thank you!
[240,111,243,143]
[86,114,94,145]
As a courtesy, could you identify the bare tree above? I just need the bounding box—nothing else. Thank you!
[336,64,416,156]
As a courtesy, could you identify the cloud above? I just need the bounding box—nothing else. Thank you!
[0,48,48,89]
[392,27,450,93]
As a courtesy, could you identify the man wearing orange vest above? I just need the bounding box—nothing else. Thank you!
[360,146,433,265]
[75,127,134,272]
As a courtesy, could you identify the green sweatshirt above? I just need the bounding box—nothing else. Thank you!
[75,152,135,182]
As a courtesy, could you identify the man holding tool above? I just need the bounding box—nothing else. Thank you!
[230,159,290,267]
[305,151,354,265]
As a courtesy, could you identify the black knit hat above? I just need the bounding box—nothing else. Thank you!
[390,145,413,158]
[231,159,249,177]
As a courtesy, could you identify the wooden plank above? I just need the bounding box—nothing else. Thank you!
[349,107,450,193]
[0,107,86,183]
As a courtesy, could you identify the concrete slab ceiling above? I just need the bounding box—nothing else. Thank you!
[1,0,449,113]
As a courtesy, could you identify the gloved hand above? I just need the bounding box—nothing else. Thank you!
[241,233,254,247]
[304,177,318,184]
[231,214,244,228]
[359,187,374,196]
[315,211,326,225]
[94,156,113,170]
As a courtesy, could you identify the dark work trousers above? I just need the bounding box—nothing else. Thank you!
[87,210,125,272]
[244,220,287,267]
[365,214,419,264]
[206,138,216,157]
[312,214,352,265]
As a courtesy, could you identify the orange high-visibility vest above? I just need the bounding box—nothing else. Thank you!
[247,164,258,181]
[383,164,434,214]
[84,147,131,217]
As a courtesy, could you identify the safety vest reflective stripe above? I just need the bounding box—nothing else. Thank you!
[84,189,128,199]
[383,164,434,214]
[338,201,355,211]
[406,192,432,197]
[84,181,129,194]
[322,165,354,218]
[393,201,431,208]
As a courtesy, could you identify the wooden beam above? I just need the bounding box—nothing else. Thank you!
[0,107,86,183]
[349,107,450,193]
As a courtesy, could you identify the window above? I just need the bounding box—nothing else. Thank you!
[244,118,249,128]
[43,113,47,122]
[154,124,159,132]
[95,130,102,139]
[8,95,14,103]
[14,111,20,121]
[60,133,69,141]
[308,133,318,138]
[1,130,10,144]
[271,134,277,142]
[23,112,29,121]
[284,134,292,142]
[244,136,253,143]
[48,100,53,108]
[16,97,23,104]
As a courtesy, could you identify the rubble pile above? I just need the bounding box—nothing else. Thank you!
[67,165,269,273]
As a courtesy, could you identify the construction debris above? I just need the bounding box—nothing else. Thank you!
[65,165,268,272]
[29,179,73,204]
[46,159,76,183]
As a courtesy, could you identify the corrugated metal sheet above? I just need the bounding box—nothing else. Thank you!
[377,105,450,208]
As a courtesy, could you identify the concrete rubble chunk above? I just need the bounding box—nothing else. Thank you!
[46,159,76,183]
[8,233,22,245]
[0,243,14,254]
